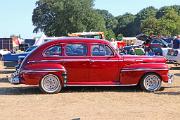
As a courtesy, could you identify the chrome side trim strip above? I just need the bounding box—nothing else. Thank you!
[28,59,121,63]
[63,59,90,62]
[121,68,168,72]
[21,69,65,73]
[135,60,143,62]
[27,60,64,63]
[66,84,137,87]
[90,60,119,62]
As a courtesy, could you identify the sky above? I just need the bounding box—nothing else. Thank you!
[0,0,180,39]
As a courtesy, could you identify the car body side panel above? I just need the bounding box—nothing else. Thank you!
[62,57,89,84]
[88,56,120,83]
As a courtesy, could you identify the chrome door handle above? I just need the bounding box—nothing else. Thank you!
[90,60,95,62]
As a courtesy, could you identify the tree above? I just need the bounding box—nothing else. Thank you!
[32,0,106,36]
[115,13,136,36]
[157,9,180,36]
[104,29,116,40]
[134,6,158,34]
[141,8,180,36]
[95,9,118,30]
[141,17,158,35]
[156,5,180,19]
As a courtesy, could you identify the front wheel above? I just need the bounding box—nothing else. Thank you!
[40,74,62,94]
[140,73,162,92]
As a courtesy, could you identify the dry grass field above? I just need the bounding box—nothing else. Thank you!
[0,64,180,120]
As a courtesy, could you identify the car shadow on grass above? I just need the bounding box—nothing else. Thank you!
[1,77,178,95]
[170,66,180,70]
[174,73,180,77]
[62,86,141,93]
[154,91,180,95]
[0,86,142,95]
[0,78,9,83]
[0,86,42,95]
[155,86,180,96]
[0,69,15,74]
[0,86,179,95]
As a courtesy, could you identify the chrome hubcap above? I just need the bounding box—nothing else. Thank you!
[41,74,60,93]
[144,75,161,91]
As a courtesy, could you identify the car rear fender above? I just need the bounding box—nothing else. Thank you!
[20,63,67,86]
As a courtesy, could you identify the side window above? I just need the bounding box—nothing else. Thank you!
[65,44,87,56]
[44,45,62,56]
[91,44,113,56]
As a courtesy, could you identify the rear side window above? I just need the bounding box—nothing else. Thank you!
[91,44,113,56]
[44,45,62,56]
[65,44,87,56]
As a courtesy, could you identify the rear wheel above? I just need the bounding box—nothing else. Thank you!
[140,73,162,92]
[40,74,62,94]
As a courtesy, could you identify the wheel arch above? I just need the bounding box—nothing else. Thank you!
[138,72,162,85]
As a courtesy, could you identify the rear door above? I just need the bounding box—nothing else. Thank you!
[63,43,89,85]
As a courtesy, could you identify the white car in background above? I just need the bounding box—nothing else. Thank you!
[0,49,11,58]
[166,49,180,64]
[166,38,180,65]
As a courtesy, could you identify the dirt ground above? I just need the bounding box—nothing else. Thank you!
[0,64,180,120]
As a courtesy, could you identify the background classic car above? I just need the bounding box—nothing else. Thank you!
[9,38,173,94]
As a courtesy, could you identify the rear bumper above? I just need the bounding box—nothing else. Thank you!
[168,73,174,84]
[9,71,20,84]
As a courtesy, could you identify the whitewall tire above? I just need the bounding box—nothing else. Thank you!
[40,74,62,94]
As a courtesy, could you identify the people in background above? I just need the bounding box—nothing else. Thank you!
[143,40,150,55]
[173,35,180,49]
[110,38,117,49]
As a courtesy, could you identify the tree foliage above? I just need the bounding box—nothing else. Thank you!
[141,8,180,36]
[96,9,118,30]
[115,13,136,36]
[32,0,105,36]
[32,1,180,37]
[133,6,158,35]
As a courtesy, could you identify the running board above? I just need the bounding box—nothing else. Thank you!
[65,84,137,87]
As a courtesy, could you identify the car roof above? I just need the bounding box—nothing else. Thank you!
[42,37,109,45]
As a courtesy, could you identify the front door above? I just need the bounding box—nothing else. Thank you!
[89,44,120,85]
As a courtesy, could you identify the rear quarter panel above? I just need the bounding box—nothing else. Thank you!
[20,63,65,85]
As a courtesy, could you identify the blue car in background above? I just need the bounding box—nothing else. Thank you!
[2,46,37,62]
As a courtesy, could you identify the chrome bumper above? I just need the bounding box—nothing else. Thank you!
[168,73,174,84]
[9,71,20,84]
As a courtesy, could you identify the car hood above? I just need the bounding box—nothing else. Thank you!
[123,55,166,63]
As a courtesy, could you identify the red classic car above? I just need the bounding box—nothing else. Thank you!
[9,38,173,93]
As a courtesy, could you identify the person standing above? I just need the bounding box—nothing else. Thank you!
[110,38,117,49]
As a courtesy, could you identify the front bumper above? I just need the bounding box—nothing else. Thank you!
[168,73,174,84]
[9,71,20,84]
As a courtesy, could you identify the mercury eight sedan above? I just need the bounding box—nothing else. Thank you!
[9,38,173,94]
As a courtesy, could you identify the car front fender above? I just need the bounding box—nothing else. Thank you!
[120,63,169,84]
